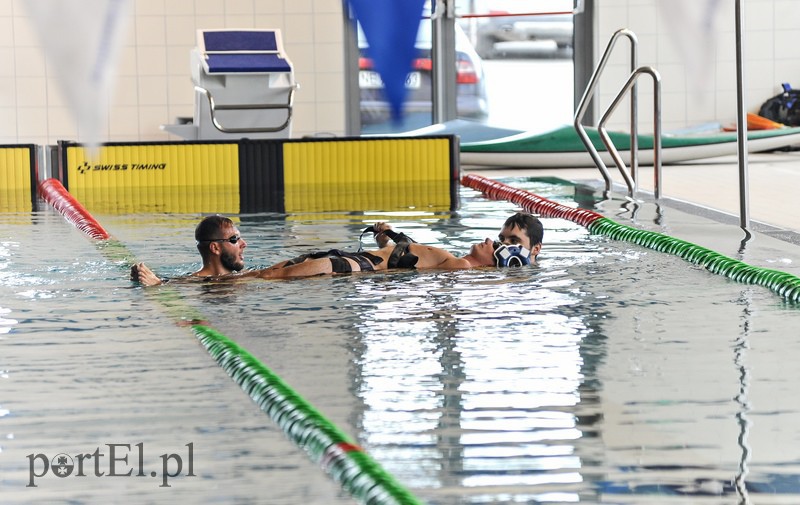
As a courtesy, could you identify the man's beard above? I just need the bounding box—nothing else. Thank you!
[221,251,244,272]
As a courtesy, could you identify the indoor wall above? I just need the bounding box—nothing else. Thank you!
[0,0,347,145]
[593,0,800,133]
[1,0,798,145]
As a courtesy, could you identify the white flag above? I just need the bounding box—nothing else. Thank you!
[23,0,132,155]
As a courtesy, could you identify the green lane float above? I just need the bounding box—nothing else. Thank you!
[40,178,422,504]
[194,325,423,505]
[462,173,800,303]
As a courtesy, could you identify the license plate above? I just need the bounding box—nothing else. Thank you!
[359,71,421,89]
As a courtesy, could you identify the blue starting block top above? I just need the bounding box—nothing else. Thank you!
[203,30,278,52]
[205,53,291,73]
[201,30,292,73]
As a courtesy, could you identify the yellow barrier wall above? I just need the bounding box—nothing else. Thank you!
[64,143,240,214]
[282,137,456,213]
[0,145,36,212]
[57,136,458,214]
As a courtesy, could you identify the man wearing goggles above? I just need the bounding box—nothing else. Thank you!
[131,212,543,285]
[131,215,247,286]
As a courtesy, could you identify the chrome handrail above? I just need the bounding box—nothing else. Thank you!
[598,66,662,200]
[195,85,297,134]
[573,28,638,198]
[734,0,750,237]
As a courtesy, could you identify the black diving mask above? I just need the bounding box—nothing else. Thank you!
[493,241,531,267]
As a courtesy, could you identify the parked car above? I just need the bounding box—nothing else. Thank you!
[474,12,573,59]
[358,18,489,128]
[456,0,573,59]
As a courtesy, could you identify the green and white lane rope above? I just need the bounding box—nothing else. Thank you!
[462,173,800,303]
[194,325,423,505]
[39,177,422,504]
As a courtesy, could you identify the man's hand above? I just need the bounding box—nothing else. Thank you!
[373,222,393,248]
[130,262,164,286]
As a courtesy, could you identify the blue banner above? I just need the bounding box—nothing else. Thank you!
[348,0,427,123]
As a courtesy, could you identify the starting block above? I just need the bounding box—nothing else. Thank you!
[162,29,297,140]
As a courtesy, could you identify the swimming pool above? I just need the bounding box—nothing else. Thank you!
[2,178,800,504]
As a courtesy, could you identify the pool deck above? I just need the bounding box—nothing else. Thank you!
[463,149,800,276]
[464,149,800,236]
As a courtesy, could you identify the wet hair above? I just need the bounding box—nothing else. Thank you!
[195,215,235,258]
[503,212,543,247]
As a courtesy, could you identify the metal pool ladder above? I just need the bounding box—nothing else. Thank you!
[574,28,663,200]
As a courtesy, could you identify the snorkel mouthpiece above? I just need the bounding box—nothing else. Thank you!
[493,241,531,267]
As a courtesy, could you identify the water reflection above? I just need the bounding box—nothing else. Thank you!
[0,307,19,335]
[347,264,603,501]
[733,291,752,505]
[5,182,800,503]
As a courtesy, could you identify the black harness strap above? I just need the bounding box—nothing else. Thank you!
[283,249,382,273]
[381,229,413,245]
[378,230,418,269]
[329,256,352,273]
[356,251,383,267]
[338,250,381,271]
[387,241,418,269]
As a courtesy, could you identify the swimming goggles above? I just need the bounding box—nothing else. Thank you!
[197,234,242,244]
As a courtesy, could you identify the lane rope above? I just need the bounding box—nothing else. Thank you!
[462,173,800,303]
[37,177,422,504]
[38,178,110,239]
[194,325,423,505]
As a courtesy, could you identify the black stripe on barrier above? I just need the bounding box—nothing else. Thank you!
[238,138,285,213]
[448,135,461,211]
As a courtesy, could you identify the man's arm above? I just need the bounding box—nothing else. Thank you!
[407,244,471,270]
[255,257,335,279]
[130,262,165,286]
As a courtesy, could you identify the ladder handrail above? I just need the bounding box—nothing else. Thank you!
[598,66,662,200]
[573,28,638,197]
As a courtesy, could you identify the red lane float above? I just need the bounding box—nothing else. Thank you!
[37,178,110,240]
[461,174,605,227]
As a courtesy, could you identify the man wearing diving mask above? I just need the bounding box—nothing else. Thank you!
[370,211,542,268]
[494,212,543,267]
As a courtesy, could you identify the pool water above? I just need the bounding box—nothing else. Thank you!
[2,179,800,504]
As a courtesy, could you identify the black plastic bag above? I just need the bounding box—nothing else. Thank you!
[759,83,800,126]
